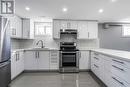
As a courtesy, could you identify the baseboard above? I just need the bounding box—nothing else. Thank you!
[89,71,107,87]
[11,71,24,81]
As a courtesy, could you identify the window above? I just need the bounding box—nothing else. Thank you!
[122,25,130,37]
[34,22,52,36]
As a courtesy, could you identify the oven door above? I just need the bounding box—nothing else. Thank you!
[60,51,77,67]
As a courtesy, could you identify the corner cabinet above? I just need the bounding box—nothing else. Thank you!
[10,16,34,39]
[53,19,98,39]
[11,51,24,80]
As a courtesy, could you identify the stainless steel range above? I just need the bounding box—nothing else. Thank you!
[59,42,80,73]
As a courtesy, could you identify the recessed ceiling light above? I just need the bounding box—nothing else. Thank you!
[99,9,104,13]
[25,6,30,11]
[62,7,68,12]
[111,0,117,2]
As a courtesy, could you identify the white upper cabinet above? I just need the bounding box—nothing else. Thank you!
[77,21,88,39]
[10,15,34,39]
[53,20,78,39]
[53,19,98,39]
[22,19,34,39]
[87,21,98,39]
[60,20,78,29]
[53,20,61,39]
[77,21,98,39]
[22,19,30,39]
[10,16,22,38]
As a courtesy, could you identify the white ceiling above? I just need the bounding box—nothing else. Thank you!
[15,0,130,22]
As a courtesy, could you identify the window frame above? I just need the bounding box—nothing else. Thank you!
[34,22,52,37]
[122,25,130,38]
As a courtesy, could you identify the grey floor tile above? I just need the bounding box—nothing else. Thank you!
[9,72,105,87]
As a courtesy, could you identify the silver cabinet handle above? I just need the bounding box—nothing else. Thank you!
[112,77,124,85]
[80,52,81,58]
[112,65,124,71]
[38,52,40,58]
[16,53,17,61]
[58,32,60,38]
[94,57,99,60]
[12,28,16,35]
[88,32,89,38]
[112,59,124,64]
[59,51,62,67]
[35,52,37,58]
[18,53,19,61]
[94,64,99,68]
[94,53,99,55]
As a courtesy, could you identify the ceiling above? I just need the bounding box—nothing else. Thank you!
[15,0,130,22]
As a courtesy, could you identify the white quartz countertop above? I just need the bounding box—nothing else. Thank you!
[91,48,130,62]
[12,48,59,52]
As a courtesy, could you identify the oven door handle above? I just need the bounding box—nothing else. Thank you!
[60,52,62,68]
[61,52,77,54]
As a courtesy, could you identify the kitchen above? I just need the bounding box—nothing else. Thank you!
[0,0,130,87]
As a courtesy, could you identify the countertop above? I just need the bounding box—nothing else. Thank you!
[91,48,130,62]
[11,48,130,62]
[11,48,59,52]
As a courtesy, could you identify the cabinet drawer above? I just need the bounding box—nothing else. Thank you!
[110,74,130,87]
[112,58,130,69]
[111,63,130,83]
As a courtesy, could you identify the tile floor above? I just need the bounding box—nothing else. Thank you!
[9,72,106,87]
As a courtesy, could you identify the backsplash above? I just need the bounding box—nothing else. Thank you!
[11,36,99,50]
[11,39,21,49]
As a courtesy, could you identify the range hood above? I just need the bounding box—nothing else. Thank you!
[60,29,77,34]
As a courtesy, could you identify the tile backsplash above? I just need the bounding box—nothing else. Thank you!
[11,35,99,50]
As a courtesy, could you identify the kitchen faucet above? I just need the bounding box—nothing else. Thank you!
[36,40,45,48]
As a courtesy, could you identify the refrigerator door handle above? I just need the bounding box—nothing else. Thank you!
[16,53,17,61]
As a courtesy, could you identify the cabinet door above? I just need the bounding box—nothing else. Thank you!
[24,51,37,70]
[88,21,98,39]
[79,51,90,69]
[70,21,78,29]
[22,19,30,38]
[50,51,59,70]
[37,51,50,70]
[53,20,60,39]
[10,16,22,38]
[11,52,17,79]
[77,21,89,39]
[17,51,24,74]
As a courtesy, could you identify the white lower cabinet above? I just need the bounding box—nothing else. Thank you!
[91,51,130,87]
[50,51,59,70]
[79,51,90,70]
[24,51,37,70]
[37,51,50,70]
[11,51,24,79]
[24,51,50,70]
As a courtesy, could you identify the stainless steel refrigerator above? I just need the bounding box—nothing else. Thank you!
[0,16,11,87]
